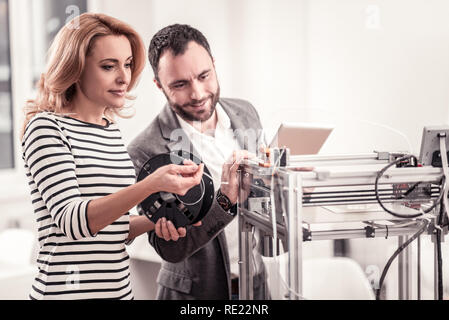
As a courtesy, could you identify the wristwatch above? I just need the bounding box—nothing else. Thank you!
[216,188,234,212]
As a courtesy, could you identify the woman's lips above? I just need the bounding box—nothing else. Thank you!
[109,90,125,97]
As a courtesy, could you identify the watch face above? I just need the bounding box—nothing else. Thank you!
[218,196,227,207]
[217,191,231,211]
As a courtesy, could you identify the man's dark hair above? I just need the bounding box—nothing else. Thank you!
[148,24,213,81]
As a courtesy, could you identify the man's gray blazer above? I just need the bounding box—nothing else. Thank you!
[127,98,266,300]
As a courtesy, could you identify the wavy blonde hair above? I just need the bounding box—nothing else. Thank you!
[22,13,146,137]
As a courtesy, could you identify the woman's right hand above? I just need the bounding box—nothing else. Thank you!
[146,160,204,241]
[147,160,204,196]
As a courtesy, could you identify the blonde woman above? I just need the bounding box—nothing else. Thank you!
[21,13,203,300]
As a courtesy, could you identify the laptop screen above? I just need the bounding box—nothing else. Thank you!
[269,122,334,155]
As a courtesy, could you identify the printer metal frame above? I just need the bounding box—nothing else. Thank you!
[238,152,445,300]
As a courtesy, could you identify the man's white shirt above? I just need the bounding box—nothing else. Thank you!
[176,103,240,278]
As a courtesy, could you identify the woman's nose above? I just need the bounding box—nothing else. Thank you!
[116,67,130,85]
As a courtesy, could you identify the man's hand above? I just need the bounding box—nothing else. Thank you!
[220,150,254,204]
[155,218,202,241]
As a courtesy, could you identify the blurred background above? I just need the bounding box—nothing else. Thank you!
[1,0,449,299]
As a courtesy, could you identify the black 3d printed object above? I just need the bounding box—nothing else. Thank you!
[136,150,214,228]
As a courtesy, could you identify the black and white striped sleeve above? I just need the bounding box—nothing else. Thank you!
[22,116,95,240]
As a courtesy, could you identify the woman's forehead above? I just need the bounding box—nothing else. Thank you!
[88,35,132,60]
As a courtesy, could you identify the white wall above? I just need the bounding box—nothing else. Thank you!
[88,0,308,144]
[306,0,449,154]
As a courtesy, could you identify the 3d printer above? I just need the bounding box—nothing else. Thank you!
[237,126,449,300]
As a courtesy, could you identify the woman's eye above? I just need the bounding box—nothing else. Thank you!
[200,73,209,80]
[102,65,114,70]
[125,63,133,68]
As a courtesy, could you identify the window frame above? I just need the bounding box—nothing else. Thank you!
[1,0,88,203]
[0,0,33,203]
[0,0,15,171]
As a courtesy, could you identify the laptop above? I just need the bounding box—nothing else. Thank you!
[269,122,334,155]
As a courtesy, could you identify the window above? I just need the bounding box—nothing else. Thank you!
[0,0,13,169]
[30,0,87,83]
[0,0,87,171]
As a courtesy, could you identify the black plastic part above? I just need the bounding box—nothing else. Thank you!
[395,155,417,168]
[303,227,312,241]
[365,226,375,238]
[280,148,288,167]
[136,150,214,228]
[431,150,449,167]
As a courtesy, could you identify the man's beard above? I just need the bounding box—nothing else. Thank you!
[166,85,220,123]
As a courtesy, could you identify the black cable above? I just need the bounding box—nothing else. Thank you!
[417,235,421,300]
[375,219,429,300]
[375,155,445,218]
[436,203,445,300]
[436,225,443,300]
[374,154,447,299]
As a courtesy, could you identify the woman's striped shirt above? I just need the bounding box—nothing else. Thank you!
[22,112,136,300]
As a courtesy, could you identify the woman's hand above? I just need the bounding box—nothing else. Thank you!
[146,159,204,241]
[147,160,204,196]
